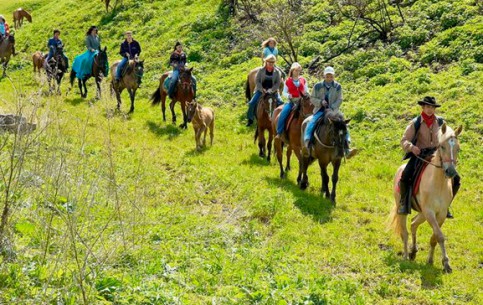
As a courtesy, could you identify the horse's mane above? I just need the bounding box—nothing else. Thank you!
[323,109,344,124]
[438,125,455,143]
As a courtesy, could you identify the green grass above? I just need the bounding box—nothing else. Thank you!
[0,0,482,304]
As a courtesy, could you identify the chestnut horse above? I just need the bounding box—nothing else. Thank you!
[150,67,194,129]
[389,124,462,273]
[254,92,278,162]
[32,51,44,74]
[13,8,32,29]
[299,110,350,204]
[0,35,15,77]
[272,95,314,180]
[69,47,109,99]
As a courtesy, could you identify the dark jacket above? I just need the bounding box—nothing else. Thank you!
[120,39,141,59]
[48,37,64,53]
[170,51,186,68]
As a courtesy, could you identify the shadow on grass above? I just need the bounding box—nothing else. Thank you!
[64,97,85,106]
[146,120,181,139]
[383,251,443,289]
[99,5,127,26]
[265,176,334,224]
[241,153,271,166]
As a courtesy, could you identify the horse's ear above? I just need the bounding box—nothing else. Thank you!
[344,118,351,125]
[455,125,463,137]
[441,123,447,134]
[328,118,333,124]
[189,67,193,72]
[103,46,107,52]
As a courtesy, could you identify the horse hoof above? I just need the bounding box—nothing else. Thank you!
[443,264,453,274]
[299,181,308,190]
[409,249,418,261]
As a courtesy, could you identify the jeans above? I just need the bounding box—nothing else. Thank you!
[247,91,283,121]
[276,102,294,135]
[116,57,129,80]
[168,68,197,98]
[304,110,324,143]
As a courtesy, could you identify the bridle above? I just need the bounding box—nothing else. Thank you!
[314,119,345,149]
[415,136,458,169]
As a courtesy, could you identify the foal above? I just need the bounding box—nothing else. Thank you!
[186,100,214,151]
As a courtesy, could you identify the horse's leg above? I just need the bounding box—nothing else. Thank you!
[128,88,135,113]
[180,101,188,129]
[299,155,312,190]
[96,77,102,100]
[285,146,292,172]
[409,213,426,261]
[294,147,303,184]
[202,124,208,146]
[169,100,176,124]
[115,87,122,111]
[330,160,341,203]
[319,160,330,199]
[195,127,203,150]
[161,90,167,122]
[267,128,273,162]
[258,127,266,158]
[275,138,284,178]
[84,80,89,98]
[423,209,451,273]
[209,118,214,146]
[78,79,84,98]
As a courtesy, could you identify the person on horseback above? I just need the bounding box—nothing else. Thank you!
[303,66,357,158]
[275,62,308,140]
[72,26,102,80]
[45,29,69,71]
[398,96,460,218]
[114,31,141,86]
[261,37,278,63]
[168,41,197,100]
[0,15,14,55]
[246,54,284,127]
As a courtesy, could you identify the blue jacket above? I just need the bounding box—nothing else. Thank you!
[48,37,64,52]
[120,39,141,59]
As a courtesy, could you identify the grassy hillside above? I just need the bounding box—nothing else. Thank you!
[0,0,482,304]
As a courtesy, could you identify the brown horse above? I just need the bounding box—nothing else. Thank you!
[389,124,462,273]
[245,67,285,103]
[186,100,215,151]
[299,110,350,204]
[254,92,278,162]
[0,35,15,77]
[69,47,109,99]
[13,8,32,29]
[272,95,314,180]
[32,51,44,74]
[46,46,68,94]
[150,67,194,129]
[110,57,144,113]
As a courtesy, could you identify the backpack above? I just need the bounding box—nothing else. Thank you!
[403,115,444,160]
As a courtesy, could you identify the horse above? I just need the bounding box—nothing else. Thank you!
[0,35,15,77]
[32,51,44,74]
[69,47,108,99]
[101,0,121,12]
[245,67,285,103]
[13,8,32,29]
[254,92,278,162]
[299,110,350,204]
[110,56,144,113]
[150,66,195,129]
[46,46,68,94]
[272,95,314,180]
[389,124,462,273]
[186,100,215,151]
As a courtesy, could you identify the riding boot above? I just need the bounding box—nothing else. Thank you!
[447,175,460,219]
[11,45,16,56]
[344,139,358,159]
[398,180,411,215]
[246,119,253,127]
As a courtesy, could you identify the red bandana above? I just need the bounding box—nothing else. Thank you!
[421,111,435,127]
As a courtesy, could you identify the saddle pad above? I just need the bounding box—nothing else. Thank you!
[395,162,429,196]
[163,73,173,91]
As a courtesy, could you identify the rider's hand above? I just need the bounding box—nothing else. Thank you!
[267,89,273,94]
[411,145,421,156]
[125,52,130,58]
[322,100,328,107]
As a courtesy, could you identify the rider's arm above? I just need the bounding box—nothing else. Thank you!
[330,83,343,110]
[85,36,95,52]
[119,42,126,57]
[401,123,417,153]
[282,81,289,98]
[136,41,141,56]
[255,69,264,93]
[310,83,323,108]
[169,52,178,68]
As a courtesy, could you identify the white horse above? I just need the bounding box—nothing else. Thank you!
[390,123,462,273]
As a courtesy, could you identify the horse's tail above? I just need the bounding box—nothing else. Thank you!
[245,77,251,103]
[388,202,405,237]
[254,127,258,144]
[150,86,162,106]
[69,70,76,87]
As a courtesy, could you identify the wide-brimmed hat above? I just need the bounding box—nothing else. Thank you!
[417,96,441,107]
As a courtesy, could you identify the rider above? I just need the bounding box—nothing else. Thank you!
[303,66,357,159]
[115,31,141,86]
[45,29,69,71]
[261,37,278,64]
[168,41,197,100]
[246,54,284,127]
[399,96,460,218]
[72,25,101,79]
[0,15,14,55]
[275,62,308,139]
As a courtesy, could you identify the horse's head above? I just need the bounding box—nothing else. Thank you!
[438,123,462,178]
[133,58,144,84]
[300,94,314,118]
[97,46,109,76]
[260,91,278,116]
[186,100,199,123]
[324,110,350,158]
[179,67,193,94]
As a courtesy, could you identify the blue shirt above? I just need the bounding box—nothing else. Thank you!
[263,47,278,59]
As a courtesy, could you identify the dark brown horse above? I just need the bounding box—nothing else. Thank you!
[110,57,144,113]
[254,92,278,162]
[101,0,122,12]
[46,46,68,94]
[13,8,32,29]
[299,110,350,204]
[0,35,15,77]
[272,95,314,180]
[69,47,108,99]
[150,67,194,129]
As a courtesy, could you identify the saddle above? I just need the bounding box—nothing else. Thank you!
[395,161,430,212]
[284,102,302,133]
